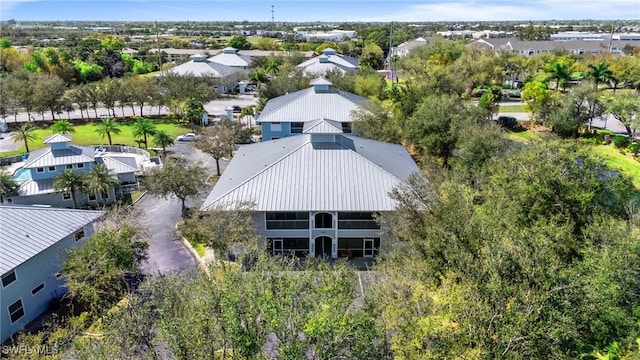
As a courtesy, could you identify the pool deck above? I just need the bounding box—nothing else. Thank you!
[2,161,25,176]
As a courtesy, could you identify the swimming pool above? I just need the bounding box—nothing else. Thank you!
[12,168,31,182]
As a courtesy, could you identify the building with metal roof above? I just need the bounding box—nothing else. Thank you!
[256,77,368,140]
[471,37,638,56]
[208,47,252,69]
[295,48,359,77]
[8,135,138,208]
[201,133,420,261]
[0,205,103,343]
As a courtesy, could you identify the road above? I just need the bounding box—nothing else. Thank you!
[138,140,230,275]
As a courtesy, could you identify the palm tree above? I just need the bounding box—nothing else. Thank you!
[586,62,613,91]
[11,124,38,153]
[51,119,75,134]
[249,69,269,92]
[263,58,280,76]
[0,171,18,203]
[152,130,174,154]
[53,168,84,209]
[132,117,156,149]
[83,164,120,206]
[240,106,255,127]
[95,118,121,146]
[547,62,571,94]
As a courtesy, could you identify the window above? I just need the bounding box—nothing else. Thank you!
[341,122,352,134]
[101,191,109,200]
[89,193,97,201]
[74,229,85,241]
[8,299,24,323]
[55,272,63,279]
[62,191,71,200]
[77,163,85,168]
[266,212,309,229]
[290,122,304,134]
[338,212,380,230]
[314,212,333,229]
[271,123,282,132]
[267,237,309,258]
[31,283,45,296]
[66,164,73,169]
[36,167,44,173]
[48,166,56,172]
[6,198,12,204]
[2,270,17,288]
[338,237,381,258]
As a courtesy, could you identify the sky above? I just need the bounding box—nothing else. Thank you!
[1,0,638,22]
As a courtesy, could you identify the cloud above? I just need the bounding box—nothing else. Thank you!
[1,0,40,19]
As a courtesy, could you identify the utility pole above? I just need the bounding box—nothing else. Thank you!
[155,21,162,70]
[271,5,275,35]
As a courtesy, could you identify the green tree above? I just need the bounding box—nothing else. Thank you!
[192,120,236,176]
[51,119,75,134]
[182,97,205,125]
[131,117,156,148]
[62,224,148,314]
[607,92,640,137]
[143,157,207,216]
[263,57,280,76]
[228,36,252,50]
[547,61,572,94]
[83,163,120,206]
[53,168,85,209]
[94,117,121,145]
[522,80,553,125]
[0,171,18,203]
[477,85,503,121]
[549,85,603,138]
[32,73,67,120]
[359,43,384,69]
[587,61,614,91]
[11,124,38,153]
[250,68,269,92]
[152,130,174,154]
[351,100,401,143]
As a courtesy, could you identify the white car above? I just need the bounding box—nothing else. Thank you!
[176,133,198,142]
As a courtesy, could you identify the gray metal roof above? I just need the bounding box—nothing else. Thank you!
[157,60,243,77]
[97,156,138,174]
[296,52,359,74]
[303,118,344,134]
[0,205,104,275]
[44,134,72,144]
[201,134,420,212]
[16,178,56,196]
[256,86,368,123]
[208,51,252,68]
[24,145,94,169]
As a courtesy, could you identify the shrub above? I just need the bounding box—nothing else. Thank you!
[613,135,630,149]
[497,116,518,130]
[580,133,604,145]
[628,142,640,158]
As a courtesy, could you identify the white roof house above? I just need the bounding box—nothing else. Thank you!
[156,53,243,78]
[256,77,368,124]
[208,47,252,68]
[295,48,359,76]
[201,133,420,212]
[0,205,104,274]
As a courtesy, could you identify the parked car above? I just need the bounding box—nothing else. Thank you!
[232,105,242,113]
[176,133,198,142]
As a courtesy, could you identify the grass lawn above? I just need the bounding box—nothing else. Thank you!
[192,242,207,257]
[1,119,194,157]
[499,104,526,113]
[504,129,542,143]
[589,145,640,188]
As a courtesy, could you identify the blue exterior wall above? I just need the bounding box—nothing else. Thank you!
[10,188,117,208]
[1,223,96,343]
[260,122,293,141]
[29,162,92,181]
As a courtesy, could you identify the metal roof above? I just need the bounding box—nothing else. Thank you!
[296,52,359,72]
[0,205,104,275]
[44,134,72,144]
[256,86,368,123]
[97,156,138,174]
[201,134,420,212]
[303,118,344,134]
[157,60,243,77]
[24,146,94,169]
[16,178,56,196]
[208,52,252,68]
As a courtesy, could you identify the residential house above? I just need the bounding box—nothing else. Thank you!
[1,205,103,343]
[295,48,359,77]
[255,77,368,141]
[200,133,420,261]
[388,37,431,60]
[155,53,246,93]
[8,134,137,208]
[471,37,639,56]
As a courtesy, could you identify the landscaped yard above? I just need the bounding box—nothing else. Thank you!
[499,104,527,113]
[589,144,640,188]
[504,129,542,143]
[1,119,194,157]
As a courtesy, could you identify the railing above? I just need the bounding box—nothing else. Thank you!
[0,154,26,166]
[98,145,150,158]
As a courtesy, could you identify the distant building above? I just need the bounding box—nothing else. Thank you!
[156,53,246,93]
[207,47,252,69]
[471,37,638,56]
[296,29,356,42]
[200,133,420,261]
[1,205,103,343]
[295,48,359,77]
[256,77,368,141]
[388,37,431,59]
